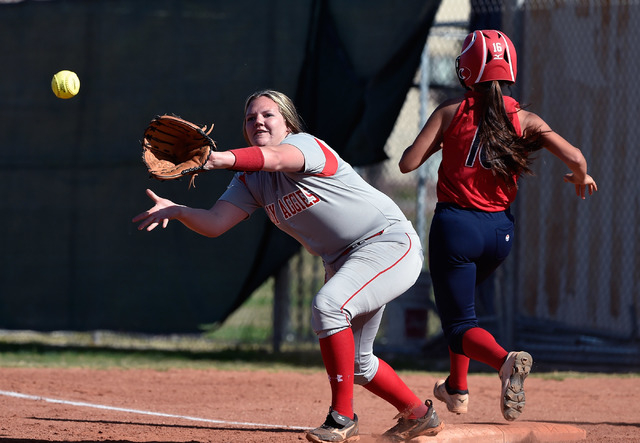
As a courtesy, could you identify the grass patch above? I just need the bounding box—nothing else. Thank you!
[0,340,325,371]
[202,279,275,343]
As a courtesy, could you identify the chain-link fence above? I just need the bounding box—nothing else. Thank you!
[233,0,640,370]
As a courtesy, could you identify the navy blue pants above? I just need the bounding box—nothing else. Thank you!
[428,203,514,355]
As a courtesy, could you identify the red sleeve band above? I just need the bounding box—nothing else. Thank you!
[228,146,265,171]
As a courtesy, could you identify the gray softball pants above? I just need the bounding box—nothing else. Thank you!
[311,220,423,385]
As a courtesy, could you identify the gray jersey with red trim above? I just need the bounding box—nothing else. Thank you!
[219,133,408,263]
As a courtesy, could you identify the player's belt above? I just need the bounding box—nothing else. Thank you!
[339,229,385,257]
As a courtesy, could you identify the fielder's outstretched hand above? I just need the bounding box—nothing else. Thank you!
[563,173,598,199]
[132,189,182,231]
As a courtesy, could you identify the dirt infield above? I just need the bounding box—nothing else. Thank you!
[0,367,638,442]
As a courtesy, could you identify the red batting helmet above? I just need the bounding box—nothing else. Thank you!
[456,30,517,89]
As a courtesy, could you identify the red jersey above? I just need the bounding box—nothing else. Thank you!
[437,90,522,211]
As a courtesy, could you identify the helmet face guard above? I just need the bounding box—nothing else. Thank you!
[456,30,517,89]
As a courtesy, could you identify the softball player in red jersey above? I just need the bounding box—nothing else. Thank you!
[133,89,444,442]
[399,30,597,421]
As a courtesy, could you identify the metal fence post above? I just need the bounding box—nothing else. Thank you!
[273,262,291,352]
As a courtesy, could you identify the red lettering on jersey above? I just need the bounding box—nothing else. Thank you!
[278,199,292,219]
[302,188,321,204]
[282,194,300,215]
[291,194,305,213]
[285,195,296,213]
[265,203,279,225]
[295,190,313,208]
[276,188,320,220]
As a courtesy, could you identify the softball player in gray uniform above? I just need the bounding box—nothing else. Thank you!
[133,90,443,442]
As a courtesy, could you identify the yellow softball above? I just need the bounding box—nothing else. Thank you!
[51,70,80,99]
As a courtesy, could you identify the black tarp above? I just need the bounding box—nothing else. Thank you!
[0,0,441,333]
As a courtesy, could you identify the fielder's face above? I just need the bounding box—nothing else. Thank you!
[245,96,291,146]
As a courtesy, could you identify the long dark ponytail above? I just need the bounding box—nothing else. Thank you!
[476,81,545,184]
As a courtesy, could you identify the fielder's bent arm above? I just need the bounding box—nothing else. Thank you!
[521,111,597,198]
[204,144,305,173]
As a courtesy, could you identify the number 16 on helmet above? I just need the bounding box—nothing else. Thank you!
[455,29,517,89]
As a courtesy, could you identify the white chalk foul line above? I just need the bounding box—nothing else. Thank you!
[0,389,311,431]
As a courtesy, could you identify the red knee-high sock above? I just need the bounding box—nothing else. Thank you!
[363,358,426,418]
[461,327,508,371]
[319,328,355,419]
[447,348,470,391]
